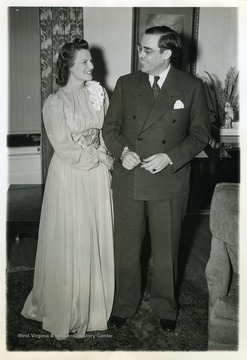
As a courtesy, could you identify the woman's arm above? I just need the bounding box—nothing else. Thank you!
[43,94,99,170]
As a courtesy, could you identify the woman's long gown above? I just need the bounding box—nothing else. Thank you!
[21,83,114,340]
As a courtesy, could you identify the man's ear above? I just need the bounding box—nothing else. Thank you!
[163,49,172,60]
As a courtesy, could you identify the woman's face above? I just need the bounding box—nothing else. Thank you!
[69,49,94,83]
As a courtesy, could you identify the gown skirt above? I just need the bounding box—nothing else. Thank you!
[21,152,114,340]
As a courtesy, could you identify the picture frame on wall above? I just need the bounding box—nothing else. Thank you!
[131,7,200,75]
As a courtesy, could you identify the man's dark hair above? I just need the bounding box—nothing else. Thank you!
[145,26,182,58]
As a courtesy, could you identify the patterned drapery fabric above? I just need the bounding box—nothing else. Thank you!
[39,7,84,182]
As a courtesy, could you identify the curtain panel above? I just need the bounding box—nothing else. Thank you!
[39,7,84,183]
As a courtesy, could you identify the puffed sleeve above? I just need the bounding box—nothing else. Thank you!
[43,94,99,170]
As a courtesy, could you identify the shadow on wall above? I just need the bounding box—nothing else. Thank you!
[90,47,113,99]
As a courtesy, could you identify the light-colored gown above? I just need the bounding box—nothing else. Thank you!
[21,82,114,340]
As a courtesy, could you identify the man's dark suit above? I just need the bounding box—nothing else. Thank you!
[102,65,210,320]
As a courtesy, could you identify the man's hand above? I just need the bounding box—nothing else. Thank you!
[141,153,172,174]
[122,150,141,170]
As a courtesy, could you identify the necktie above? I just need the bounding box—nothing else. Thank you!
[152,76,160,100]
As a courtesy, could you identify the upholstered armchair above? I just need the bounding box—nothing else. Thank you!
[205,182,239,350]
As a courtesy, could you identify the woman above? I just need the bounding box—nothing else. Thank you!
[21,38,114,340]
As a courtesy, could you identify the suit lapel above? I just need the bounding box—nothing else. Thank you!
[134,73,155,133]
[138,66,182,134]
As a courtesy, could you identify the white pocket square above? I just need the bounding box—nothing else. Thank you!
[174,100,184,109]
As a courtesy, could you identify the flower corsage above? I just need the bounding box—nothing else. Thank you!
[86,81,105,111]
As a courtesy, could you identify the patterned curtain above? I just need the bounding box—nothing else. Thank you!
[39,7,84,183]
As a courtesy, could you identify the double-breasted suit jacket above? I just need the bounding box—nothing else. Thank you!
[102,65,211,200]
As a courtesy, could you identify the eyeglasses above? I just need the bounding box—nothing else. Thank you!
[137,44,161,55]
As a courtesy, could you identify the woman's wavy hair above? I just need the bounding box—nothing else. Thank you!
[145,26,182,59]
[56,38,89,87]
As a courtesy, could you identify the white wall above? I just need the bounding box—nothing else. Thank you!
[196,7,238,85]
[84,7,133,92]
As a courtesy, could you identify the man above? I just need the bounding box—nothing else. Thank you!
[102,26,210,331]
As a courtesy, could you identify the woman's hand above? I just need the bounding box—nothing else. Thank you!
[99,151,114,170]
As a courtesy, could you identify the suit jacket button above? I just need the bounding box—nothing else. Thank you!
[172,119,176,123]
[133,115,136,119]
[162,140,166,144]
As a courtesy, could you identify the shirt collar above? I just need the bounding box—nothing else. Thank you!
[149,64,171,88]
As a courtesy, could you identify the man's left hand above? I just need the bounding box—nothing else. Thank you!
[141,153,172,174]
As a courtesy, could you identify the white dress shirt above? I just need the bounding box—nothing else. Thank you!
[149,64,171,89]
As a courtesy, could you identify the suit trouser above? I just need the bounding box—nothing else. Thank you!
[112,191,188,320]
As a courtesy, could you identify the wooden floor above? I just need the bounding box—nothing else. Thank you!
[6,185,212,277]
